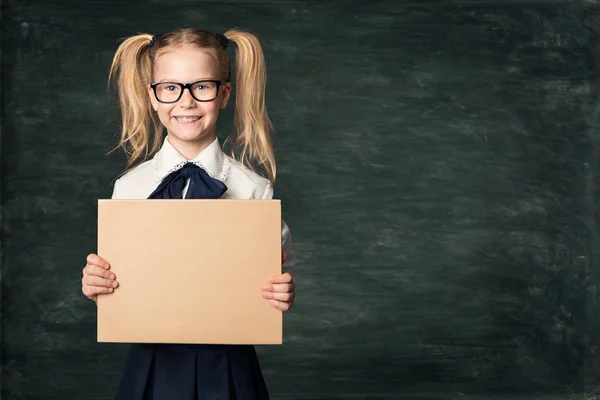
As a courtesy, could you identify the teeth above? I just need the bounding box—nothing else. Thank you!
[175,117,200,123]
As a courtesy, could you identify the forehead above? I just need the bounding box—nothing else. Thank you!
[153,45,219,81]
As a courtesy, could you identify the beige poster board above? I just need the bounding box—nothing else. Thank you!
[96,199,282,345]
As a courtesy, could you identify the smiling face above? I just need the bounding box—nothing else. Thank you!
[148,44,231,155]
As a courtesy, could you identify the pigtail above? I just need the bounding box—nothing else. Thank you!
[223,29,276,185]
[108,34,163,168]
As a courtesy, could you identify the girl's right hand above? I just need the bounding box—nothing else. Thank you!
[82,253,119,302]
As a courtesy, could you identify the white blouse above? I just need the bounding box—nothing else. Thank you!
[110,136,295,273]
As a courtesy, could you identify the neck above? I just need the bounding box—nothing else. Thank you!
[166,133,216,160]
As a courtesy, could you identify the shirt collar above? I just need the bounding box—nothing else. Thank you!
[154,136,224,183]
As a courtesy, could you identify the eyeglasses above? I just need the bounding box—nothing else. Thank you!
[150,80,225,103]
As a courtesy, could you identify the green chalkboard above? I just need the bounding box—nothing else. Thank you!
[2,0,600,399]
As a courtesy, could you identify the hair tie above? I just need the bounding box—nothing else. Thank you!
[215,33,229,50]
[149,35,157,48]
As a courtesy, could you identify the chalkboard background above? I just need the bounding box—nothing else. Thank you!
[2,0,600,399]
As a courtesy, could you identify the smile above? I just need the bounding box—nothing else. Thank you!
[174,116,201,124]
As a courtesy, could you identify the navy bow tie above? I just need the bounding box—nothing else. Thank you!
[148,162,227,199]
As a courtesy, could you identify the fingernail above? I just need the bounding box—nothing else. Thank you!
[112,281,118,288]
[268,277,275,282]
[109,273,115,280]
[104,263,110,269]
[269,300,278,306]
[108,288,114,293]
[262,285,271,291]
[262,292,272,299]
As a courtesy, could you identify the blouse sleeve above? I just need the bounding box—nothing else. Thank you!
[262,184,296,274]
[111,179,121,200]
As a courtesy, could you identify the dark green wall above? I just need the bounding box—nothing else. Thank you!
[2,1,600,399]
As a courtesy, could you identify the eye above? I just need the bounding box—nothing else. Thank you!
[195,85,207,91]
[166,85,178,91]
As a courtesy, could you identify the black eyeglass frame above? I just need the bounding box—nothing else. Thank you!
[150,80,227,103]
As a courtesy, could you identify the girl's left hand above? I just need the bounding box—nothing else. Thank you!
[261,252,296,311]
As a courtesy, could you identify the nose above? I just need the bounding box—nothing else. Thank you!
[179,87,196,108]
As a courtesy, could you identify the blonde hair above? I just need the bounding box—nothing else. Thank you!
[108,28,276,184]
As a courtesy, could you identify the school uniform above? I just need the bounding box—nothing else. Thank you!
[111,135,295,400]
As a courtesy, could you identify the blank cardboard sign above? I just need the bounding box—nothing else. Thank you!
[96,199,282,345]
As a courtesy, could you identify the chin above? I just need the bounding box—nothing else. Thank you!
[171,132,206,142]
[168,128,213,143]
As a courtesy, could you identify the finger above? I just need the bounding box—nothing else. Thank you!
[84,264,116,280]
[282,252,287,264]
[268,272,293,284]
[86,253,111,269]
[83,275,119,289]
[268,283,294,293]
[268,299,293,312]
[262,291,294,302]
[83,285,114,297]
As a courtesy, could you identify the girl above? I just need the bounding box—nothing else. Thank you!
[81,28,296,399]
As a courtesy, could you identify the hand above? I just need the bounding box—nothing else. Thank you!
[81,253,119,302]
[261,252,296,311]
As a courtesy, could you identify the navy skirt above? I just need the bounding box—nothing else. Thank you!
[115,343,270,400]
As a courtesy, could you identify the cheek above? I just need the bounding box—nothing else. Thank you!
[203,102,221,118]
[157,106,176,123]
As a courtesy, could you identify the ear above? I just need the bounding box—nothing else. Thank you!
[219,82,232,109]
[148,84,158,111]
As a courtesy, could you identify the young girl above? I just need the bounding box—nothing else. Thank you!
[81,28,296,399]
